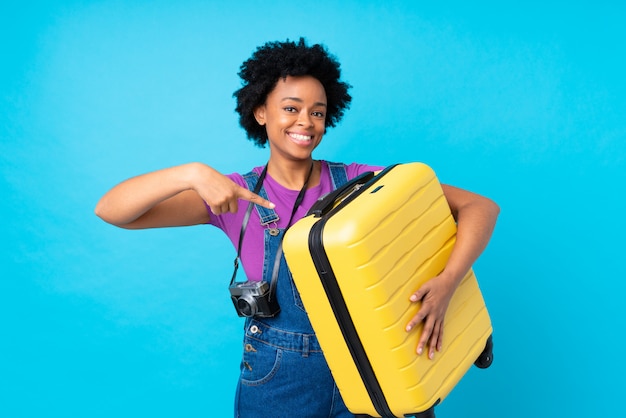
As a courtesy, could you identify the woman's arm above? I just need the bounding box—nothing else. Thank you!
[405,184,500,358]
[95,162,274,229]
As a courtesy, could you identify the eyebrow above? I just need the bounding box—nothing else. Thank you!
[281,97,327,107]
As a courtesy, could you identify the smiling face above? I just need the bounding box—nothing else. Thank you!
[254,75,327,164]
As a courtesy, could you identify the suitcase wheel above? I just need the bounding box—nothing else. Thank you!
[474,334,494,369]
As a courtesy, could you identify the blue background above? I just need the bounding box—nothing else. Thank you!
[2,1,624,417]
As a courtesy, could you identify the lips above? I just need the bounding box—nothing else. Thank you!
[288,132,313,143]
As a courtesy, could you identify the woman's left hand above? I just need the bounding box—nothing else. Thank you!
[403,183,499,360]
[405,272,459,359]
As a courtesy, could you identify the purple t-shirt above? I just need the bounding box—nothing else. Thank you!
[209,161,383,281]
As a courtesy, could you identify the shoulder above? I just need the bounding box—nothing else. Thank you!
[224,165,266,189]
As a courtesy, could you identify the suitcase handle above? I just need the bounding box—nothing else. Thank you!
[307,171,376,218]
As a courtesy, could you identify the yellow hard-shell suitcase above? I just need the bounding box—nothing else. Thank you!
[283,162,493,418]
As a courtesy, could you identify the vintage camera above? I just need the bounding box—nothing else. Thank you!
[229,280,280,318]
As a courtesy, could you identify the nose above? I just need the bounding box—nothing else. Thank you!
[297,110,313,127]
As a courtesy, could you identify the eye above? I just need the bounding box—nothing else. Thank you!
[312,111,325,118]
[283,106,297,113]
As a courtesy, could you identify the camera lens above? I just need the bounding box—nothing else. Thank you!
[237,297,256,317]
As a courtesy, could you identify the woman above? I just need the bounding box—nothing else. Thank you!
[95,38,499,418]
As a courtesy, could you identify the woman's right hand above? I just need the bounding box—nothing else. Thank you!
[191,163,275,216]
[95,162,274,229]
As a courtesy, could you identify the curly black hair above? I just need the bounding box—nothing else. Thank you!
[233,38,352,147]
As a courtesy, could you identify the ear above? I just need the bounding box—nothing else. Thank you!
[253,105,266,126]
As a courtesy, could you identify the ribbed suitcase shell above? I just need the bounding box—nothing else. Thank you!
[283,162,492,417]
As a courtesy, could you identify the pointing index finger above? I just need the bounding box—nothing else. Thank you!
[239,188,275,210]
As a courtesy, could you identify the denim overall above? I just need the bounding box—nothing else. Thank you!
[234,163,354,418]
[234,163,436,418]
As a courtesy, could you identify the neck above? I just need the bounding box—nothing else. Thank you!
[267,159,318,190]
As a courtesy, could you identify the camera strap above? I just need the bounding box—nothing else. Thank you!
[230,164,268,287]
[230,162,314,302]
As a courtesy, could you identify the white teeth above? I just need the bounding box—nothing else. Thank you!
[289,133,312,141]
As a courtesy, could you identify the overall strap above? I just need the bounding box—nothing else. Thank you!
[327,161,349,189]
[242,170,280,225]
[242,162,349,224]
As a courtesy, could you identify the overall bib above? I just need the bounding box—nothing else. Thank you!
[234,163,354,418]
